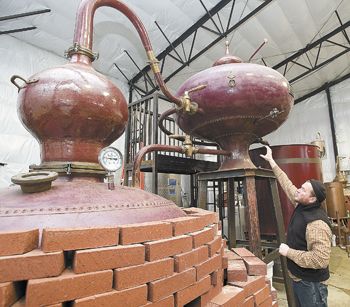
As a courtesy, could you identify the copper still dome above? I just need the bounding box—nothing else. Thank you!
[176,50,294,170]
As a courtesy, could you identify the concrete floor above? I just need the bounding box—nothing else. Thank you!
[274,247,350,306]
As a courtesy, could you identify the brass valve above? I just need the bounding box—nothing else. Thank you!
[179,84,207,114]
[169,134,198,157]
[182,135,198,157]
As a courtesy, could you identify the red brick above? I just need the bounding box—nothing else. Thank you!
[182,208,219,225]
[26,269,112,307]
[120,221,172,245]
[0,281,25,307]
[73,244,145,273]
[206,236,223,257]
[243,295,254,307]
[190,227,215,248]
[41,227,119,252]
[228,275,266,298]
[114,258,174,290]
[208,285,245,307]
[195,254,221,281]
[11,300,62,307]
[201,283,223,307]
[0,249,64,283]
[243,257,267,276]
[167,216,208,236]
[141,295,174,307]
[218,244,224,258]
[182,207,209,215]
[232,247,255,257]
[73,284,147,307]
[227,259,248,282]
[223,249,242,270]
[0,229,38,257]
[175,275,211,306]
[145,235,192,261]
[148,268,196,302]
[253,285,270,305]
[225,249,242,260]
[174,245,208,273]
[211,269,223,286]
[259,295,273,307]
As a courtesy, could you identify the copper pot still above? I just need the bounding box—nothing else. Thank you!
[176,46,294,170]
[2,0,192,232]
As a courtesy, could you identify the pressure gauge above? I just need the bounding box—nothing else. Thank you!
[98,147,123,172]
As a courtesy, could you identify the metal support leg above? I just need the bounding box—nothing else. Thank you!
[243,176,262,257]
[227,178,236,248]
[197,179,207,210]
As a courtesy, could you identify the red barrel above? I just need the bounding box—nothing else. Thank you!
[250,144,323,236]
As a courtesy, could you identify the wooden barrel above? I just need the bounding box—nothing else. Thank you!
[250,144,323,236]
[325,182,345,218]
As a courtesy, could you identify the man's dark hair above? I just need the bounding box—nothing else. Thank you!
[309,179,326,203]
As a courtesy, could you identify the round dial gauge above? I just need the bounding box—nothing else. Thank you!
[98,147,123,172]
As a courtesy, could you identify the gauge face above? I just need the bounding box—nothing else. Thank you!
[98,147,123,172]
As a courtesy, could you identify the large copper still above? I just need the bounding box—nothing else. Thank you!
[2,0,193,232]
[176,47,294,170]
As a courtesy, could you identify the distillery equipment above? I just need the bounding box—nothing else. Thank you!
[175,45,294,170]
[3,0,196,232]
[325,181,346,218]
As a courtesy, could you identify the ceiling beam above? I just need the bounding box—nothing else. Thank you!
[295,71,350,104]
[126,0,273,96]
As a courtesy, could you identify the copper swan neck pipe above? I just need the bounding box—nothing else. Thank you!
[72,0,182,106]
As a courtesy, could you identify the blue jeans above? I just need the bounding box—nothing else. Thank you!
[292,280,328,307]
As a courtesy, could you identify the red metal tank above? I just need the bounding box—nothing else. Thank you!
[250,144,323,235]
[176,54,294,170]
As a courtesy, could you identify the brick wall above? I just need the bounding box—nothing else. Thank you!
[0,208,278,306]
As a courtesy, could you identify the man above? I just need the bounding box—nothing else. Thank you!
[260,145,332,307]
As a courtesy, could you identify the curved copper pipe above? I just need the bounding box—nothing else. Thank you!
[159,108,177,136]
[132,144,183,188]
[73,0,182,107]
[132,144,231,188]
